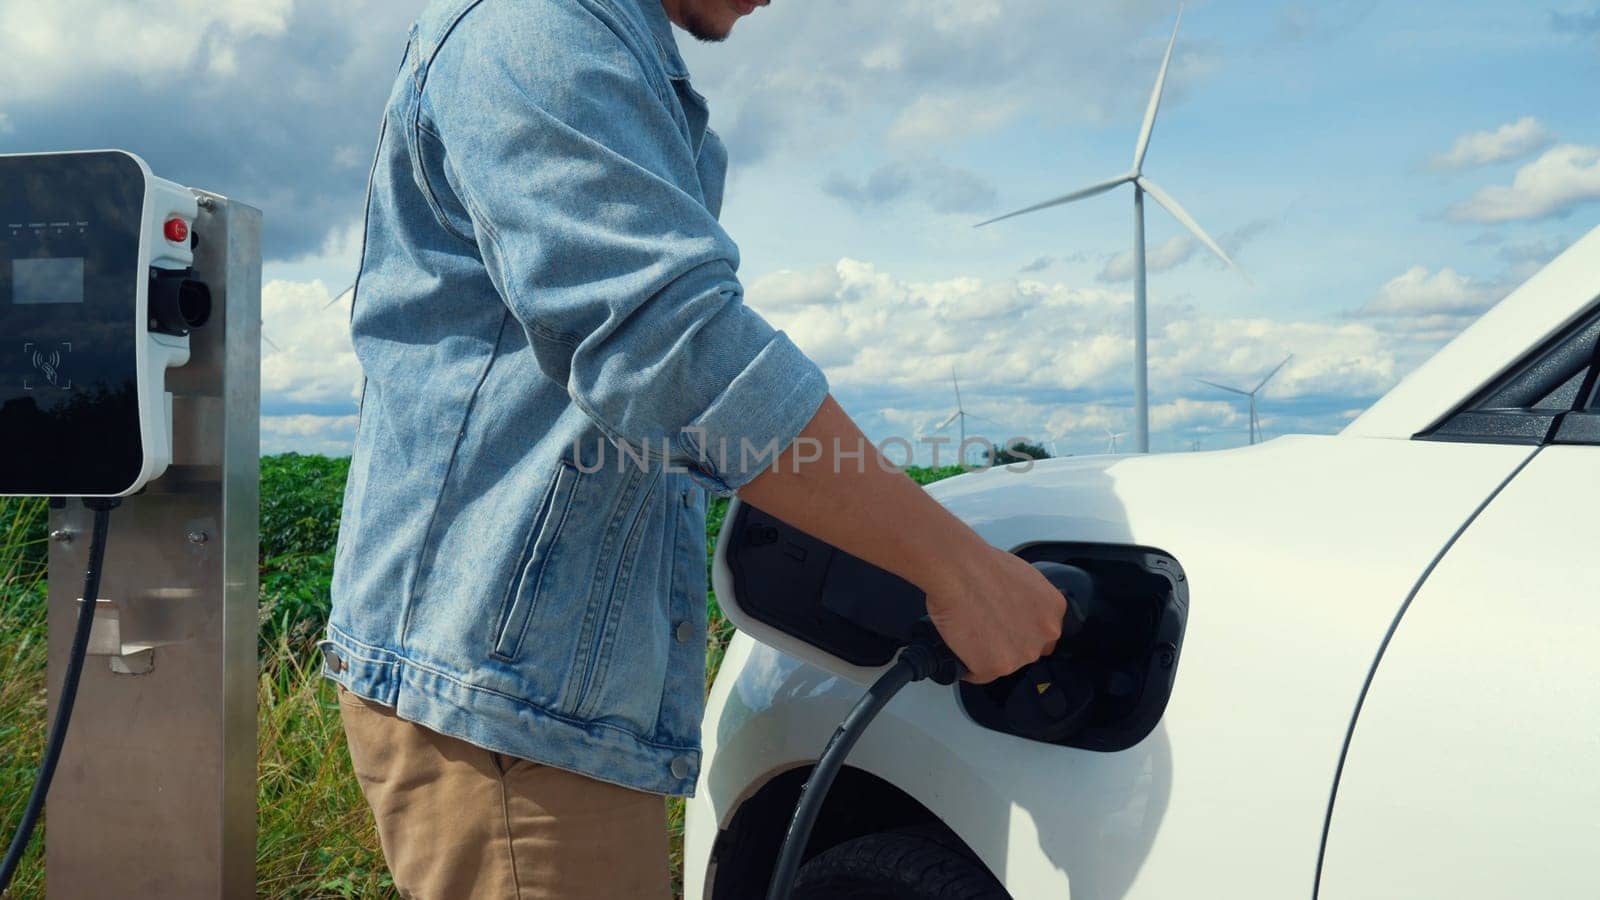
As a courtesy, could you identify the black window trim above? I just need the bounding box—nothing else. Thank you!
[1418,298,1600,446]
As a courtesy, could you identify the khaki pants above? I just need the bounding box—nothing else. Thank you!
[338,687,672,900]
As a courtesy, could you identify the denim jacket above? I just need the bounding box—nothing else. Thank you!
[322,0,828,796]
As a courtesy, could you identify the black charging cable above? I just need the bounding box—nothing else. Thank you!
[764,561,1094,900]
[0,497,119,894]
[764,639,962,900]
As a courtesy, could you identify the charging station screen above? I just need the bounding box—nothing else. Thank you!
[0,151,146,496]
[12,257,85,304]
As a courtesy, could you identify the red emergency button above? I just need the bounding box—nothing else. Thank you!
[164,217,190,244]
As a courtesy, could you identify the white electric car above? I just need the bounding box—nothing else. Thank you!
[684,227,1600,900]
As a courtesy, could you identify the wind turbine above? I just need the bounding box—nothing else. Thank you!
[932,368,978,464]
[1104,428,1127,453]
[976,5,1244,454]
[1045,428,1071,457]
[1194,354,1292,445]
[931,369,1024,465]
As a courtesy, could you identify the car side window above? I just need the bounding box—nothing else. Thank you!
[1421,300,1600,446]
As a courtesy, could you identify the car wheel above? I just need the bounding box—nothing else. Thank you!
[790,828,1009,900]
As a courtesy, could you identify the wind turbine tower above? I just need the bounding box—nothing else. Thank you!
[1195,355,1293,445]
[976,5,1245,454]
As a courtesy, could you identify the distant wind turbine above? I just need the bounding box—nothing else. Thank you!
[976,4,1246,454]
[931,369,1025,465]
[1104,428,1128,454]
[1045,428,1070,457]
[1194,354,1293,445]
[932,368,978,464]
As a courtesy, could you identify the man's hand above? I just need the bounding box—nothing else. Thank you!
[739,394,1067,685]
[924,548,1066,684]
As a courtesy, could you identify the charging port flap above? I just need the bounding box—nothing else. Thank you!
[964,544,1187,752]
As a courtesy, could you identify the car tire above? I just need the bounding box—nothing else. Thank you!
[790,828,1010,900]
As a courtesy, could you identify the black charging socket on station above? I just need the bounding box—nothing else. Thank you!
[148,267,212,336]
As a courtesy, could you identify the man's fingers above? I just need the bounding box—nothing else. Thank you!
[958,654,1007,685]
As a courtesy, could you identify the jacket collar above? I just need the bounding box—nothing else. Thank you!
[630,0,690,79]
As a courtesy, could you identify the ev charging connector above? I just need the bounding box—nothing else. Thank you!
[0,150,259,898]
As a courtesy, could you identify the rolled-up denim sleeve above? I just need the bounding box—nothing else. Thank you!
[421,0,827,494]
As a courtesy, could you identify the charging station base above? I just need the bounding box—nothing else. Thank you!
[43,192,259,898]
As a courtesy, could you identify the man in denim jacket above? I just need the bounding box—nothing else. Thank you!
[325,0,1067,895]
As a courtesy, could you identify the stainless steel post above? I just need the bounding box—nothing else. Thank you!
[45,192,260,898]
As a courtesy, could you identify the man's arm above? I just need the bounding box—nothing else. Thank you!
[739,395,1065,683]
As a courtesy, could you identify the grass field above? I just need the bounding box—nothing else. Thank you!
[0,454,965,898]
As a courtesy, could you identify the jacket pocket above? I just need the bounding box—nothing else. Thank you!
[568,468,664,725]
[491,460,582,662]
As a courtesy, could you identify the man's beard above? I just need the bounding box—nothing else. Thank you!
[681,8,732,42]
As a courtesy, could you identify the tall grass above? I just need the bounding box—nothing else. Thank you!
[0,498,49,898]
[0,457,968,898]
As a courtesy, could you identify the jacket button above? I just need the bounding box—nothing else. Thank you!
[670,756,691,780]
[675,621,693,644]
[322,646,344,674]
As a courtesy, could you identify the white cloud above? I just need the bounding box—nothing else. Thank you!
[261,278,362,407]
[1428,117,1554,171]
[263,415,358,457]
[745,258,1429,452]
[822,157,997,215]
[684,1,1205,162]
[886,93,1024,146]
[1152,398,1243,431]
[1099,235,1197,282]
[0,1,415,260]
[0,0,293,101]
[1447,144,1600,223]
[1356,266,1502,318]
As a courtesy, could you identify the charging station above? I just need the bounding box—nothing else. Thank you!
[1,150,260,897]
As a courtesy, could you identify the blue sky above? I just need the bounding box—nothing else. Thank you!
[4,0,1596,458]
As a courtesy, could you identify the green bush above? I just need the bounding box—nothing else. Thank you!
[261,454,352,560]
[257,454,349,654]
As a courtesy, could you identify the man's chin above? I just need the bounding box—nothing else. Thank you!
[683,11,736,42]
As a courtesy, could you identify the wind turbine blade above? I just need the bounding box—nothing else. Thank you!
[1193,377,1250,397]
[322,283,357,311]
[951,368,964,411]
[1132,5,1185,174]
[261,326,282,353]
[1137,177,1238,271]
[974,175,1133,228]
[933,412,961,433]
[1253,354,1294,394]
